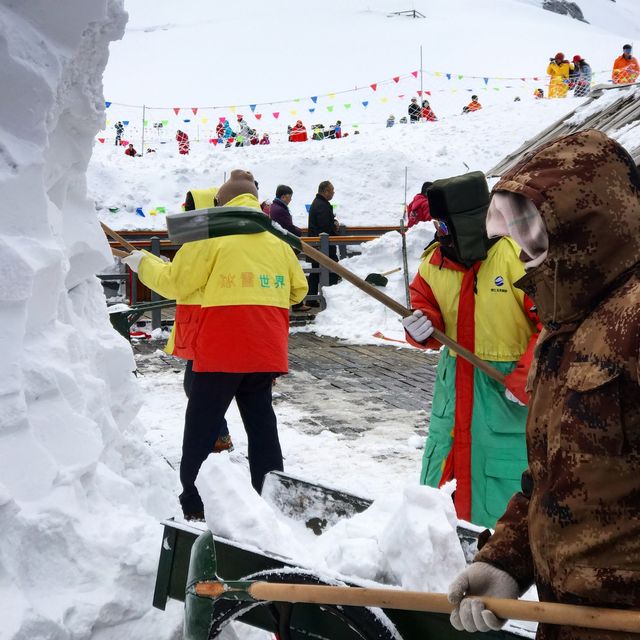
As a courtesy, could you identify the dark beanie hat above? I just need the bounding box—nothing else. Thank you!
[216,169,258,205]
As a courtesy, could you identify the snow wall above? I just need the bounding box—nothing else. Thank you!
[0,2,181,637]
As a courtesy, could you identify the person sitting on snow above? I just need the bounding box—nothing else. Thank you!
[533,87,544,99]
[386,114,396,128]
[402,172,540,529]
[466,95,482,112]
[408,97,421,122]
[421,100,438,121]
[289,120,308,142]
[259,133,270,145]
[124,143,139,157]
[176,129,190,155]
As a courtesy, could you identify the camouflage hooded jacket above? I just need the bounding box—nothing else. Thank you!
[475,129,640,640]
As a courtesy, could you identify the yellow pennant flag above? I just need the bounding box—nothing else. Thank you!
[229,106,237,113]
[201,117,208,124]
[328,92,336,100]
[380,96,389,103]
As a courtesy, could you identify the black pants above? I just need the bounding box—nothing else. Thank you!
[179,372,283,515]
[308,246,339,297]
[183,360,229,438]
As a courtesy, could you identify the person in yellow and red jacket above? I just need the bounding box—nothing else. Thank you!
[546,52,572,98]
[173,186,234,452]
[123,170,308,520]
[402,173,540,529]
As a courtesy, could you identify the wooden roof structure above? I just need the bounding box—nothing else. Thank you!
[488,84,640,177]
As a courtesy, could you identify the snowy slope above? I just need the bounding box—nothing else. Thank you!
[92,0,640,230]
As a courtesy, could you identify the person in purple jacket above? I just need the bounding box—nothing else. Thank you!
[269,185,302,237]
[270,185,310,312]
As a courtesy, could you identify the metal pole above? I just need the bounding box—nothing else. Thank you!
[141,104,146,155]
[150,236,162,330]
[420,46,423,99]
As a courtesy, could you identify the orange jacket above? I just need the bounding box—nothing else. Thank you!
[612,54,640,84]
[466,101,482,112]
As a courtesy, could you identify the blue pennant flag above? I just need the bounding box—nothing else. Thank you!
[250,104,257,112]
[311,96,318,103]
[105,101,112,108]
[484,77,489,85]
[362,101,369,107]
[122,120,129,125]
[183,119,191,123]
[309,108,315,113]
[446,73,451,80]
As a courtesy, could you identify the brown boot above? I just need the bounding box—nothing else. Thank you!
[214,434,234,453]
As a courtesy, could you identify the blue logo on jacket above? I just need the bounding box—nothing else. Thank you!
[494,276,504,287]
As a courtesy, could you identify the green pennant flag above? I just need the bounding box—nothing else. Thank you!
[327,105,334,112]
[344,103,351,109]
[144,120,148,127]
[162,119,169,126]
[458,74,464,80]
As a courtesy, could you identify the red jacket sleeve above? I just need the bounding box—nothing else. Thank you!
[406,271,445,350]
[503,294,541,404]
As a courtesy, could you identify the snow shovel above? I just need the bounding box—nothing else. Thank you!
[165,207,505,384]
[364,266,401,287]
[100,221,137,254]
[194,580,640,634]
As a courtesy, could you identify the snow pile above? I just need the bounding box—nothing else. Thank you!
[306,222,436,344]
[197,454,466,592]
[0,3,181,638]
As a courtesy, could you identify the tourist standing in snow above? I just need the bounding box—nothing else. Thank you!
[114,121,124,146]
[402,172,539,529]
[176,129,190,154]
[447,129,640,639]
[235,114,252,146]
[406,182,433,228]
[612,43,640,84]
[307,180,339,303]
[122,170,308,520]
[570,55,592,97]
[546,52,572,98]
[408,97,421,122]
[270,185,302,237]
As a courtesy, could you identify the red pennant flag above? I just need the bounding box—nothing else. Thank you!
[533,77,540,81]
[520,78,526,82]
[255,113,262,120]
[417,90,422,96]
[392,76,400,83]
[173,107,180,115]
[411,71,418,78]
[212,139,218,145]
[425,91,432,96]
[219,116,226,123]
[370,83,377,91]
[98,138,105,143]
[273,112,279,119]
[228,137,235,144]
[398,94,405,99]
[191,107,198,115]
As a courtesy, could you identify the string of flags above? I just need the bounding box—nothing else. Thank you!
[103,66,613,121]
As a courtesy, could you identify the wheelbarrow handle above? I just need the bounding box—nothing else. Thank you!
[195,581,640,634]
[301,241,505,385]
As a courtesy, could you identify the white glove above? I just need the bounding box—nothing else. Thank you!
[121,250,145,273]
[448,562,520,633]
[505,389,525,406]
[402,309,434,343]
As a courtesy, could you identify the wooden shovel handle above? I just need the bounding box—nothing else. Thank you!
[196,581,640,634]
[100,222,137,253]
[380,267,402,276]
[111,247,129,258]
[301,241,505,384]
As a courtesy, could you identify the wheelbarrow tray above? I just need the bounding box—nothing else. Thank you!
[153,473,535,639]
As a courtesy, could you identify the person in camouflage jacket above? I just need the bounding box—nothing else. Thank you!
[447,129,640,640]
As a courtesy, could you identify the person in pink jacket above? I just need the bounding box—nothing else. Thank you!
[406,181,433,228]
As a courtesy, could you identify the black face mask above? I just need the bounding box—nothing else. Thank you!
[428,171,491,265]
